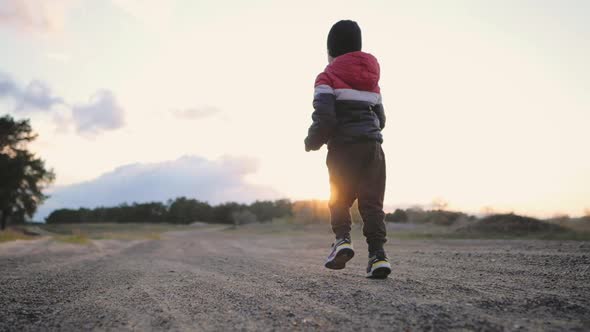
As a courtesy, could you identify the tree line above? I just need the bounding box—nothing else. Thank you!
[46,198,294,225]
[45,199,449,225]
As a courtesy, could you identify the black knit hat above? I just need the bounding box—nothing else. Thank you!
[327,20,362,58]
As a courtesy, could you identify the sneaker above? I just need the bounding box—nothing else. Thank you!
[366,251,391,279]
[324,236,355,270]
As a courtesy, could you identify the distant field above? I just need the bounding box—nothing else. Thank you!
[0,223,209,244]
[2,215,590,246]
[383,223,590,241]
[228,218,590,241]
[40,222,190,235]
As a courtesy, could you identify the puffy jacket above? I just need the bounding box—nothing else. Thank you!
[305,51,385,151]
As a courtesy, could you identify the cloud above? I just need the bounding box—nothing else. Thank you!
[17,80,65,111]
[0,72,18,97]
[0,0,77,32]
[72,90,125,134]
[172,106,221,119]
[36,155,282,219]
[0,71,64,111]
[0,71,124,135]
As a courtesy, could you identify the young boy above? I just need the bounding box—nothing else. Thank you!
[305,20,391,278]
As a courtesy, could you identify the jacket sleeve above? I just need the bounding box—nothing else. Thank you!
[304,74,337,151]
[373,102,386,130]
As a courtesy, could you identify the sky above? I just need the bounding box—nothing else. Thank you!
[0,0,589,218]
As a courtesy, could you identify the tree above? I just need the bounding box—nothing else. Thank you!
[46,208,82,224]
[168,197,213,224]
[231,209,257,227]
[212,202,247,224]
[249,199,293,222]
[385,209,408,223]
[0,115,55,230]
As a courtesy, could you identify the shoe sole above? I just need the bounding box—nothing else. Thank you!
[325,248,355,270]
[366,262,392,279]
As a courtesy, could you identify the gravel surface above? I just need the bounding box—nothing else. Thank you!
[1,226,589,331]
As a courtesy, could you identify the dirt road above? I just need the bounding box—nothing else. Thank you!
[1,225,589,331]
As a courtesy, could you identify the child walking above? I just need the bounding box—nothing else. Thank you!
[305,20,391,278]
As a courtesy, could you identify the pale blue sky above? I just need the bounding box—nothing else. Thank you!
[1,0,588,217]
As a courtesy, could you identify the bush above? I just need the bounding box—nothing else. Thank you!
[403,208,469,226]
[232,210,258,226]
[458,213,566,235]
[385,209,408,223]
[249,199,292,222]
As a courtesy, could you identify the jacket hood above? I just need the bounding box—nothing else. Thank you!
[326,51,380,91]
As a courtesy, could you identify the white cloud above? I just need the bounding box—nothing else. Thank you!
[36,155,281,219]
[0,71,125,136]
[72,90,125,135]
[0,71,64,111]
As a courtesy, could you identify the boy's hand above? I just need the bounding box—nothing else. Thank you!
[304,138,312,152]
[304,137,321,152]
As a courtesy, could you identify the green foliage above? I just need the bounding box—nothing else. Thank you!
[45,202,168,224]
[232,209,258,226]
[40,198,590,240]
[0,115,55,230]
[388,207,473,226]
[46,198,295,225]
[249,199,292,222]
[385,209,408,223]
[168,197,213,223]
[458,213,566,235]
[211,202,248,224]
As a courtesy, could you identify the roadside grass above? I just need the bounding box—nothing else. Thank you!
[225,217,332,236]
[0,229,36,243]
[18,220,590,244]
[388,229,590,241]
[226,220,590,241]
[54,234,91,245]
[93,231,162,241]
[37,223,190,244]
[552,218,590,234]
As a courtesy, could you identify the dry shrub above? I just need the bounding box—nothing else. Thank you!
[458,213,566,235]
